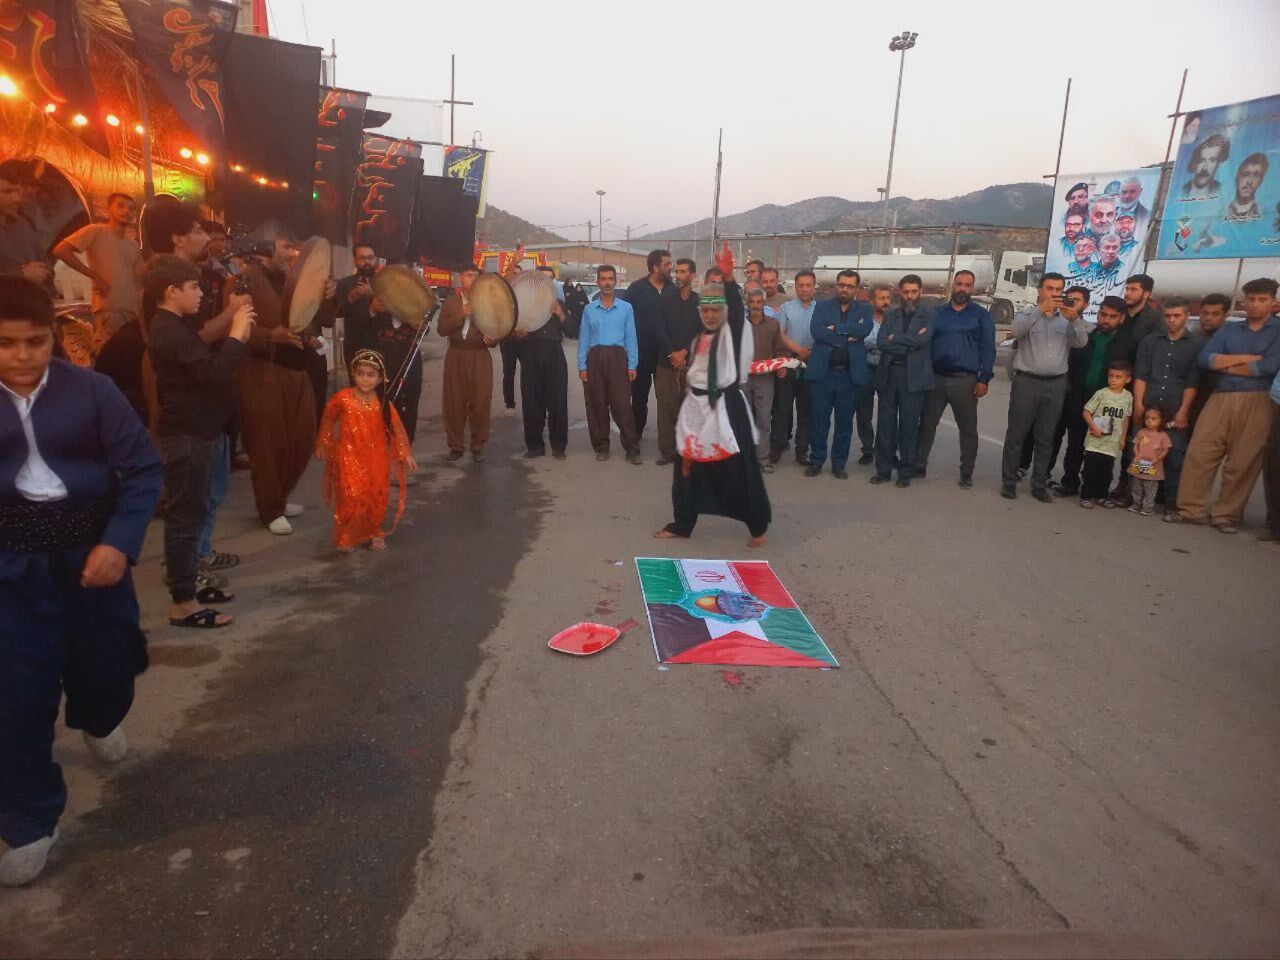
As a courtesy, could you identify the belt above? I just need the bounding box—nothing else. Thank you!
[689,382,742,398]
[0,498,111,553]
[1017,370,1066,381]
[936,369,976,377]
[889,358,907,367]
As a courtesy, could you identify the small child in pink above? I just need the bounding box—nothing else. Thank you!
[1128,407,1173,516]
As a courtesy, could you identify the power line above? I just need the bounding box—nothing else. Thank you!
[298,0,311,42]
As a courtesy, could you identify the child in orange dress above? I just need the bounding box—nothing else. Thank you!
[315,350,418,551]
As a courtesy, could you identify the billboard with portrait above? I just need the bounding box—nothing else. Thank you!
[1044,167,1161,318]
[1156,94,1280,260]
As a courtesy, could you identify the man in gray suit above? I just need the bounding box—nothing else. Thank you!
[872,274,935,488]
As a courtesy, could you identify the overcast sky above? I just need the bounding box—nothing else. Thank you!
[268,0,1280,241]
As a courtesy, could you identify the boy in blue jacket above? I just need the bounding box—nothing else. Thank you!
[0,277,163,886]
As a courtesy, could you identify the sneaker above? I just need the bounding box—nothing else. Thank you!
[284,503,305,518]
[595,451,610,462]
[1140,509,1154,517]
[895,477,911,488]
[1212,522,1238,535]
[472,451,485,463]
[446,449,464,462]
[552,450,567,460]
[1000,484,1017,500]
[83,726,128,763]
[958,474,973,489]
[869,474,888,484]
[203,550,240,571]
[1080,499,1095,509]
[267,516,293,536]
[804,464,822,478]
[627,452,644,465]
[833,468,849,479]
[1128,504,1141,513]
[857,452,874,466]
[0,830,57,887]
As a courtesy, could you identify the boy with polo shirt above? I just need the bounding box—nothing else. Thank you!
[1079,361,1134,507]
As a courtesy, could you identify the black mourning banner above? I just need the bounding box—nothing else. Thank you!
[120,0,237,149]
[408,175,478,270]
[351,134,422,263]
[221,33,320,236]
[312,87,368,243]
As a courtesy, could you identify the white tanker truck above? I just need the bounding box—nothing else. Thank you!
[814,252,1280,322]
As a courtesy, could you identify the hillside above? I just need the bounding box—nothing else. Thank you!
[632,183,1053,264]
[475,205,566,247]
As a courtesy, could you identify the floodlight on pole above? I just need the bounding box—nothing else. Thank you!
[881,30,918,247]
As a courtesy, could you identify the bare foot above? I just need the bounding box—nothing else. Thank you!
[652,529,685,539]
[369,537,388,551]
[747,535,766,549]
[336,545,354,553]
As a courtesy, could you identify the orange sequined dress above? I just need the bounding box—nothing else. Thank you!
[315,389,413,548]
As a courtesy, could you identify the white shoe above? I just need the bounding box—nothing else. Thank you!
[283,503,305,518]
[83,726,128,763]
[267,516,293,535]
[0,830,57,887]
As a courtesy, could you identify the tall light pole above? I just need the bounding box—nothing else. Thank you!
[596,189,606,263]
[881,29,918,252]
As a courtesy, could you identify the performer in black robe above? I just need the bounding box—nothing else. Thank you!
[654,246,771,548]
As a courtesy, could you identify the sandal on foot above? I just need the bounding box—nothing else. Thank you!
[652,529,686,539]
[368,538,388,551]
[169,608,232,629]
[196,585,235,604]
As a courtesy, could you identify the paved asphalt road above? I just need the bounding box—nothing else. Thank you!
[2,337,1276,959]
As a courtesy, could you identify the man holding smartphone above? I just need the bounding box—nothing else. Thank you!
[1000,272,1088,501]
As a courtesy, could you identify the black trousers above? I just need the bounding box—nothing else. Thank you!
[160,435,218,604]
[855,385,876,455]
[875,365,927,480]
[1,546,147,847]
[304,345,328,420]
[770,370,811,460]
[500,338,521,409]
[1081,451,1116,500]
[1057,401,1089,493]
[631,362,656,439]
[392,364,423,443]
[520,340,569,454]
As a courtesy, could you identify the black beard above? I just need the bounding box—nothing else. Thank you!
[356,264,376,278]
[952,292,970,305]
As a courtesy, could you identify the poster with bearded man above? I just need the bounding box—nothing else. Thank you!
[1157,93,1280,260]
[1044,167,1161,319]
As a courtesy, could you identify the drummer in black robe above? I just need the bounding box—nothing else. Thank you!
[368,296,424,443]
[653,245,771,548]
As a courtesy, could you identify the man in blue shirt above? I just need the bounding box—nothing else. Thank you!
[915,270,996,487]
[579,264,642,463]
[1168,277,1280,532]
[773,269,818,466]
[805,270,874,478]
[0,277,163,886]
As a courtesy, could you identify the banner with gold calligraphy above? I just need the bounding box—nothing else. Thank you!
[312,86,368,243]
[0,0,106,153]
[120,0,237,150]
[352,134,422,262]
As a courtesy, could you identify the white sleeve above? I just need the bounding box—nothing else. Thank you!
[738,322,754,382]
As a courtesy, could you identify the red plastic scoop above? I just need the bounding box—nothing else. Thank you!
[548,620,633,656]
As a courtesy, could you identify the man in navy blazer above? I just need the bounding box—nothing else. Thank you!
[806,270,874,478]
[0,277,162,886]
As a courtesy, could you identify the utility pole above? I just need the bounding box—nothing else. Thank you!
[444,54,475,146]
[882,30,918,253]
[587,220,593,261]
[596,189,606,264]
